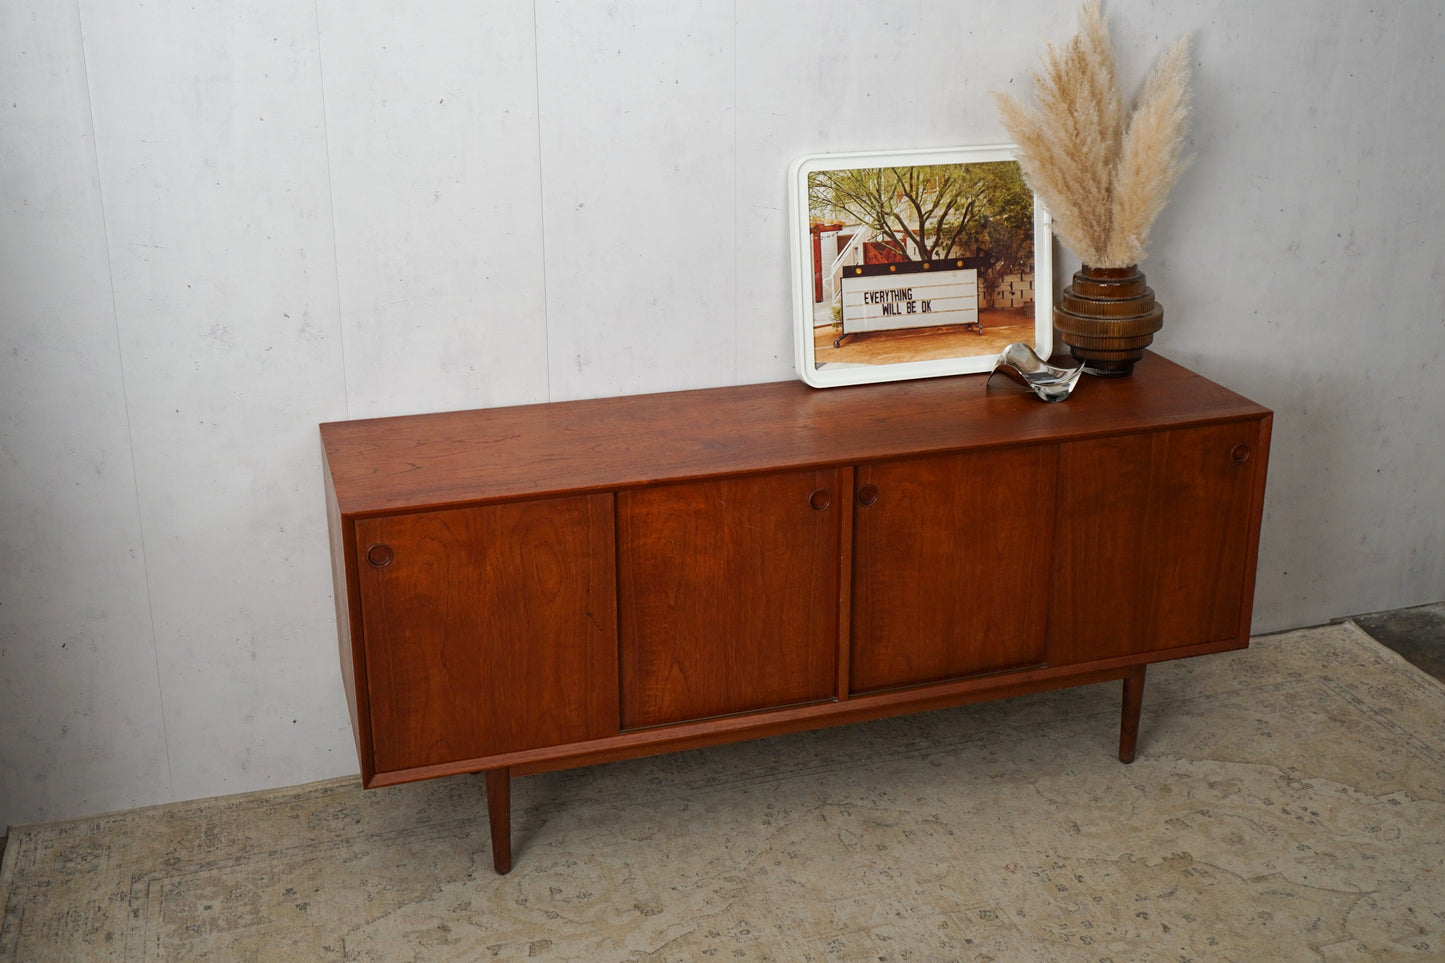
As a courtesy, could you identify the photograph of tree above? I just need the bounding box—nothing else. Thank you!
[806,159,1038,370]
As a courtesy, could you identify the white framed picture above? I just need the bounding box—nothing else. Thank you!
[789,145,1053,389]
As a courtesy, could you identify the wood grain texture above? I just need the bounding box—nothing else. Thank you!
[1119,665,1147,764]
[364,638,1253,788]
[320,353,1269,516]
[486,768,511,875]
[1235,414,1274,642]
[1047,421,1265,664]
[617,469,841,728]
[324,464,373,781]
[320,353,1272,817]
[354,494,618,774]
[850,446,1057,692]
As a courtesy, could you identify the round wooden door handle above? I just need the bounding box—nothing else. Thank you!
[1231,444,1251,465]
[366,543,395,568]
[857,484,880,506]
[809,489,831,511]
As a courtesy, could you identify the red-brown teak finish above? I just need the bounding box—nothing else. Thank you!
[321,353,1272,874]
[618,468,842,729]
[851,445,1057,692]
[1048,422,1266,664]
[354,495,618,773]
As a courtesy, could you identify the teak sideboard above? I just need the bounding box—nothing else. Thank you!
[321,354,1271,874]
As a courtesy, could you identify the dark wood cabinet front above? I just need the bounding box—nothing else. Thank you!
[1047,421,1266,664]
[617,468,842,729]
[353,494,619,774]
[323,354,1271,873]
[850,446,1058,692]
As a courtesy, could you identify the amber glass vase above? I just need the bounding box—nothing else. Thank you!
[1052,265,1164,377]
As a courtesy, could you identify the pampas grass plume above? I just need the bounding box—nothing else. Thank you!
[993,1,1192,268]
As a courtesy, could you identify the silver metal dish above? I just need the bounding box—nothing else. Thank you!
[986,343,1083,403]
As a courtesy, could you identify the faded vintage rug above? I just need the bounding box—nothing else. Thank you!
[2,622,1442,961]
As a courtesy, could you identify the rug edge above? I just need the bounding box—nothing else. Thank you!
[0,773,363,841]
[1338,617,1445,691]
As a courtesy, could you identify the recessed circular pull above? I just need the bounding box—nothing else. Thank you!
[809,488,831,511]
[366,543,394,568]
[857,484,880,507]
[1231,444,1252,465]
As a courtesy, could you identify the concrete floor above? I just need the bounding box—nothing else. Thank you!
[1,601,1441,868]
[1349,600,1445,682]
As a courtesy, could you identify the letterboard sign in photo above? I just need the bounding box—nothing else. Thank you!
[789,146,1053,388]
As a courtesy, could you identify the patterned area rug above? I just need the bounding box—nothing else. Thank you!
[2,622,1443,961]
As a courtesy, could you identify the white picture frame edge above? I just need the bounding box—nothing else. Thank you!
[788,145,1053,389]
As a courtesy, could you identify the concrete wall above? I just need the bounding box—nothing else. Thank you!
[3,1,1442,829]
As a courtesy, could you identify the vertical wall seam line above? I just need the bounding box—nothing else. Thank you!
[74,0,175,803]
[532,0,554,402]
[733,0,740,386]
[312,0,351,421]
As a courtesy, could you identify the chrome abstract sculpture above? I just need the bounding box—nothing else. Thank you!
[986,343,1083,403]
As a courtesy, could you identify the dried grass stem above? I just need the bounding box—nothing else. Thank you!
[993,1,1192,268]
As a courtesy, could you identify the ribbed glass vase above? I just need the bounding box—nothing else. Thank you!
[1052,265,1164,377]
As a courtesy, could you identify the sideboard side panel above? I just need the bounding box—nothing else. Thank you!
[324,461,373,783]
[1234,412,1273,642]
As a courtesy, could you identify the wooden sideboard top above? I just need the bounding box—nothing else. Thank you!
[321,352,1271,516]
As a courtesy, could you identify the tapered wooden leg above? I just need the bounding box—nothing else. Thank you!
[486,767,512,874]
[1118,665,1147,764]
